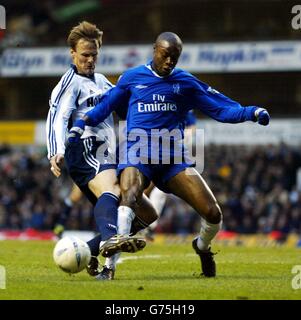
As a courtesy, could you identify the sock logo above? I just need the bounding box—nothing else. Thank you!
[107,223,117,231]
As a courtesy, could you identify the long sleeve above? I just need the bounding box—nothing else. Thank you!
[188,76,257,123]
[194,90,257,123]
[46,73,77,159]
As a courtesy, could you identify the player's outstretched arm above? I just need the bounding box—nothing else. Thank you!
[195,91,270,125]
[68,86,128,143]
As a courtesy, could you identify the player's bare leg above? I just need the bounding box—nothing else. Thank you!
[85,169,147,279]
[117,166,151,233]
[89,169,147,257]
[96,168,156,279]
[166,168,222,277]
[103,167,149,252]
[141,182,167,240]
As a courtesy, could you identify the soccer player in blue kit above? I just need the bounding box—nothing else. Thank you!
[69,32,270,277]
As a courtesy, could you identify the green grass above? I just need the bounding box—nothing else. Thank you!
[0,240,301,300]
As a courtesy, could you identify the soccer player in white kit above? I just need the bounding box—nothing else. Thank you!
[46,21,156,280]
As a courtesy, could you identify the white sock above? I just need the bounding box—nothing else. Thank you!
[149,187,167,216]
[117,205,135,235]
[99,240,106,250]
[148,187,167,230]
[103,206,135,270]
[197,218,222,251]
[105,253,120,270]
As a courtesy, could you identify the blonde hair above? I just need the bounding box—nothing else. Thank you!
[67,21,103,50]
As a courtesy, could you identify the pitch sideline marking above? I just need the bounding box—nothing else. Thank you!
[117,254,164,264]
[117,254,291,265]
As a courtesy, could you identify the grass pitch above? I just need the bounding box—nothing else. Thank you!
[0,239,300,300]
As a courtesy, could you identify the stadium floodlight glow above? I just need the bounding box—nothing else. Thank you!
[0,5,5,30]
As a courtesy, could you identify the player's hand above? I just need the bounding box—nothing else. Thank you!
[67,130,82,143]
[67,119,85,143]
[50,154,64,178]
[254,108,270,126]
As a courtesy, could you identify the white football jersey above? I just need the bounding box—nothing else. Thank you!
[46,65,115,159]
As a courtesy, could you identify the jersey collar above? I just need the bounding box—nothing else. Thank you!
[71,64,95,81]
[145,61,175,78]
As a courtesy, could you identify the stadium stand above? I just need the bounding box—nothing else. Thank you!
[1,143,301,239]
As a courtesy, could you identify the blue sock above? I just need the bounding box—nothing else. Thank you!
[87,234,102,256]
[94,192,119,241]
[57,199,72,226]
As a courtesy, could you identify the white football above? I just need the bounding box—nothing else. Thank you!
[53,236,91,274]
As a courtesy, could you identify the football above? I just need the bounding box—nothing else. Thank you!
[53,236,91,274]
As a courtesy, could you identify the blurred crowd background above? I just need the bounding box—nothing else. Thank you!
[1,0,301,239]
[1,143,301,238]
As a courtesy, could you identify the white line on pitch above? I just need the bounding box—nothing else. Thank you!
[116,254,293,265]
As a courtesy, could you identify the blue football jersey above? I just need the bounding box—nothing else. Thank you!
[87,62,257,134]
[85,62,258,162]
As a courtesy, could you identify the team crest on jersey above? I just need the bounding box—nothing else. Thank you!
[173,83,180,94]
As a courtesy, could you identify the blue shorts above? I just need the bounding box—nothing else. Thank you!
[65,137,117,200]
[117,162,193,193]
